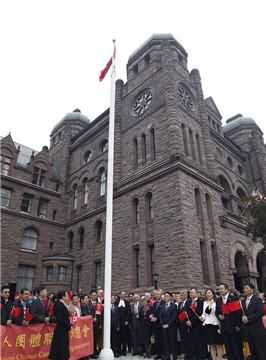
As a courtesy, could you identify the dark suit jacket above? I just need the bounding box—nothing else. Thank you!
[159,302,177,328]
[111,304,120,330]
[177,298,191,329]
[215,292,241,334]
[11,299,30,325]
[30,297,49,324]
[151,299,165,325]
[184,298,203,328]
[130,302,144,329]
[115,298,130,325]
[0,297,13,325]
[241,295,266,337]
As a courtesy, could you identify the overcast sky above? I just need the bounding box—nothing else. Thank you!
[1,0,265,151]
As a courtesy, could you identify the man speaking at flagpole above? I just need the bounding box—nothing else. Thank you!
[99,39,116,360]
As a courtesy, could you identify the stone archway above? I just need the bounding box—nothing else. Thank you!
[257,251,266,292]
[233,251,249,292]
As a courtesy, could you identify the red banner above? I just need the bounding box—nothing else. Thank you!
[0,316,93,360]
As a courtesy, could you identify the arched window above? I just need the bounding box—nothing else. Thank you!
[79,227,84,249]
[133,138,138,169]
[196,134,202,164]
[99,168,106,196]
[96,221,103,242]
[227,156,233,168]
[146,192,154,222]
[189,128,196,160]
[150,128,156,161]
[181,124,188,155]
[132,198,140,225]
[194,188,203,219]
[218,175,232,211]
[21,228,38,251]
[73,184,78,210]
[83,178,89,205]
[68,231,73,250]
[84,150,92,163]
[237,187,247,215]
[100,139,108,152]
[141,134,147,164]
[205,193,215,238]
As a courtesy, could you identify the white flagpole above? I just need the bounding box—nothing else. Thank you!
[99,39,116,360]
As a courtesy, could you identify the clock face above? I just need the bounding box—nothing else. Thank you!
[133,89,152,117]
[178,84,194,111]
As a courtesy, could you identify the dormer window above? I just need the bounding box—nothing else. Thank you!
[100,139,108,153]
[32,167,46,187]
[0,154,11,175]
[84,150,92,163]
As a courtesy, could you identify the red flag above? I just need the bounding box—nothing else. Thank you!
[227,300,242,313]
[25,309,33,322]
[99,44,116,82]
[68,289,73,300]
[96,303,104,315]
[12,307,22,317]
[178,311,188,322]
[191,302,197,311]
[48,303,54,315]
[0,303,3,309]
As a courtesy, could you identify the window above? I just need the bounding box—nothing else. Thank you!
[218,175,232,211]
[84,150,92,163]
[21,193,33,213]
[83,178,89,205]
[99,169,106,196]
[77,266,82,293]
[150,128,156,161]
[32,167,46,187]
[182,124,188,156]
[46,266,53,281]
[96,221,103,242]
[144,53,150,64]
[149,244,155,286]
[0,154,11,175]
[58,266,68,281]
[55,183,60,192]
[21,228,38,251]
[211,244,220,284]
[101,139,108,152]
[200,241,210,285]
[227,157,233,168]
[37,198,48,218]
[141,134,147,164]
[133,138,138,169]
[133,64,138,74]
[195,188,204,234]
[94,262,101,289]
[16,265,34,291]
[132,198,140,225]
[238,165,243,176]
[189,129,196,160]
[134,247,140,288]
[68,231,73,250]
[205,194,215,238]
[52,210,57,220]
[79,227,84,248]
[196,134,202,164]
[146,192,154,222]
[0,188,11,207]
[73,184,78,210]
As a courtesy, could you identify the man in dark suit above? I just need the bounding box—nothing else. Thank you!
[150,289,165,359]
[30,286,50,324]
[130,294,144,355]
[0,285,13,325]
[11,288,31,325]
[115,290,131,355]
[88,289,100,358]
[159,291,177,360]
[177,289,193,360]
[241,283,266,360]
[215,283,244,360]
[184,288,205,360]
[111,295,120,357]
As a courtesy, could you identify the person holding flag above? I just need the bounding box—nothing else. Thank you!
[241,283,266,360]
[11,288,31,325]
[215,283,244,360]
[177,289,192,360]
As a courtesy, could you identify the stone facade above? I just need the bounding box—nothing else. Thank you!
[1,34,266,295]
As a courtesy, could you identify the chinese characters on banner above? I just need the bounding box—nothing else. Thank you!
[0,316,93,360]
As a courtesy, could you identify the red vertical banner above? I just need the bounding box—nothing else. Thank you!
[0,316,93,360]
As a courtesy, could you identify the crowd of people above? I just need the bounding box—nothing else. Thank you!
[1,283,266,360]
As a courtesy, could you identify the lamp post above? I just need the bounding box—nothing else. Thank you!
[153,273,159,290]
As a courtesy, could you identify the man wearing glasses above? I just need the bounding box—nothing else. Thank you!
[0,285,13,325]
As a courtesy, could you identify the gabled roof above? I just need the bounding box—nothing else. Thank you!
[205,97,222,120]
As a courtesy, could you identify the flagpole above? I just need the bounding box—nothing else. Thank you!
[99,39,116,360]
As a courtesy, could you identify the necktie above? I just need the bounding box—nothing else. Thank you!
[180,302,184,310]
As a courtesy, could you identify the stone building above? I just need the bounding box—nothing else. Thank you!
[1,34,266,295]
